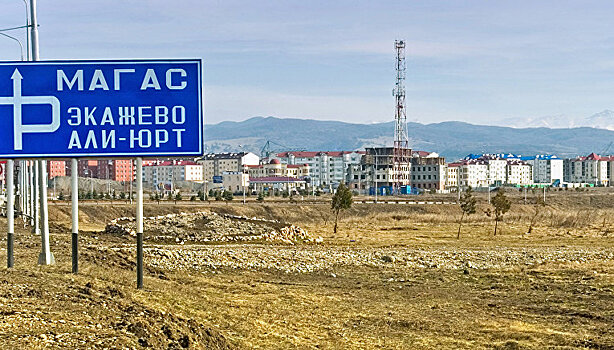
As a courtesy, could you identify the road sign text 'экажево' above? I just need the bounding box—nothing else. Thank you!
[0,59,203,158]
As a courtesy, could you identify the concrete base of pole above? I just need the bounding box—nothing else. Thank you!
[71,232,78,274]
[7,232,14,268]
[136,232,143,289]
[37,252,55,265]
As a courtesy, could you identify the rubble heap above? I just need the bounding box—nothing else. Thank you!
[104,211,320,244]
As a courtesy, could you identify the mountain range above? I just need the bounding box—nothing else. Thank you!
[204,116,614,161]
[496,110,614,130]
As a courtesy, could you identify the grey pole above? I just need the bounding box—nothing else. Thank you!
[28,161,34,227]
[71,159,78,273]
[30,0,53,264]
[29,0,39,61]
[16,161,23,221]
[37,160,53,265]
[22,162,27,221]
[7,159,14,268]
[136,157,144,289]
[33,162,39,235]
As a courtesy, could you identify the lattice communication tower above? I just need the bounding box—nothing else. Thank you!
[393,40,411,194]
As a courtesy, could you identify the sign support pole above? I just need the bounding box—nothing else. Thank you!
[71,158,78,273]
[28,161,34,227]
[136,157,143,289]
[29,0,52,264]
[33,162,39,235]
[17,161,22,220]
[7,159,14,268]
[21,162,27,222]
[37,160,54,264]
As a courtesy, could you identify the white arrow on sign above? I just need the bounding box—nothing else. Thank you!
[0,68,61,151]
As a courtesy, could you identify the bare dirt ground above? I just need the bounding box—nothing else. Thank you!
[1,190,613,349]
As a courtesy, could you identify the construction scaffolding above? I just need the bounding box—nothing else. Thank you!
[392,40,411,194]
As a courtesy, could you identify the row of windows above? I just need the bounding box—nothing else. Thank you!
[412,166,437,172]
[412,174,437,180]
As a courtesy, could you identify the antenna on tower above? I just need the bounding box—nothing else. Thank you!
[392,40,410,195]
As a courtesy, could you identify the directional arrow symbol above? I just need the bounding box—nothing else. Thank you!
[11,68,22,80]
[11,69,22,151]
[0,67,61,151]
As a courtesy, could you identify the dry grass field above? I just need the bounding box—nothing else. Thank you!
[1,189,613,349]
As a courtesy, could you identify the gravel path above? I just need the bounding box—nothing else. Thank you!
[111,244,614,273]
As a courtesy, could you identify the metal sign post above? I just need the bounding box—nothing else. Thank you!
[71,158,78,273]
[33,162,39,235]
[6,159,14,268]
[29,0,52,264]
[136,157,143,289]
[28,161,34,227]
[37,159,54,265]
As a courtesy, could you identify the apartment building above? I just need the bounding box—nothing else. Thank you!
[521,155,564,184]
[487,159,507,185]
[96,159,134,182]
[445,163,460,190]
[142,160,203,186]
[246,159,310,179]
[564,153,610,185]
[274,151,364,187]
[246,159,310,193]
[506,160,533,185]
[221,172,250,193]
[47,161,66,179]
[65,160,99,178]
[458,160,489,188]
[459,154,533,187]
[410,151,447,191]
[198,152,260,182]
[358,147,411,194]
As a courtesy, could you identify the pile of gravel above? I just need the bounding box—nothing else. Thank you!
[105,211,320,244]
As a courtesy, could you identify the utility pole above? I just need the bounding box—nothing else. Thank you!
[30,0,54,264]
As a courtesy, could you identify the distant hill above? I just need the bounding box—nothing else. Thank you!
[204,116,614,161]
[498,109,614,130]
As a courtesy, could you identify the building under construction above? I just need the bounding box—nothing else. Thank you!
[354,147,412,195]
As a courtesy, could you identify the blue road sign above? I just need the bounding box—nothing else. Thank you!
[213,175,223,183]
[0,59,203,158]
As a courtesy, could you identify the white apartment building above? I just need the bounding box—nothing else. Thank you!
[274,151,364,187]
[221,172,250,193]
[458,155,534,187]
[142,160,203,186]
[445,164,459,190]
[198,152,260,182]
[506,160,533,185]
[458,161,489,188]
[487,159,507,185]
[522,155,564,184]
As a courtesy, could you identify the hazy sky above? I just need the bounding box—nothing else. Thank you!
[1,1,613,125]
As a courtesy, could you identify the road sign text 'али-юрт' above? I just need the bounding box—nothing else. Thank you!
[0,60,203,158]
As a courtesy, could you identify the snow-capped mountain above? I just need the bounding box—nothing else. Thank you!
[498,110,614,130]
